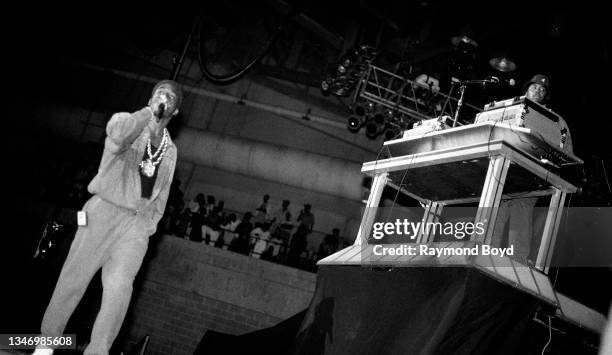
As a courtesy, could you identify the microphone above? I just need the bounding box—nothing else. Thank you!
[155,92,168,121]
[485,76,516,86]
[453,76,516,86]
[156,103,165,121]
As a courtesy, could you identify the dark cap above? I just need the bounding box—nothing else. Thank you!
[523,74,551,101]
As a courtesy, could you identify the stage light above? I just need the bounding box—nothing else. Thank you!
[383,122,402,141]
[354,101,373,118]
[353,102,369,117]
[347,115,363,132]
[365,121,380,139]
[489,56,517,72]
[347,101,373,133]
[365,107,390,139]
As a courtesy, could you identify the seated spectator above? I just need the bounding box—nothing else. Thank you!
[318,228,341,260]
[287,224,309,267]
[189,209,206,243]
[271,199,293,237]
[221,213,240,232]
[174,208,193,238]
[250,222,271,258]
[204,205,223,246]
[161,179,184,234]
[253,194,270,227]
[205,195,216,215]
[215,200,226,220]
[297,204,315,233]
[168,179,184,211]
[188,193,205,214]
[229,212,253,255]
[268,230,284,259]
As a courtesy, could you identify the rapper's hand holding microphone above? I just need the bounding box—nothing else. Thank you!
[152,92,168,123]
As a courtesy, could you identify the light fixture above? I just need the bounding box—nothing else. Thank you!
[347,115,363,132]
[347,101,372,133]
[383,122,402,141]
[365,107,391,139]
[450,25,478,49]
[450,35,478,48]
[489,56,517,72]
[449,29,479,75]
[321,45,377,98]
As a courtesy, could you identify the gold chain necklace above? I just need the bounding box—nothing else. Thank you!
[139,129,169,177]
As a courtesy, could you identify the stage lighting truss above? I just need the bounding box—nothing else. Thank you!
[352,64,482,128]
[321,45,377,97]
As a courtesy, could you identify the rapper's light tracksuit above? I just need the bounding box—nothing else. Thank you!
[40,108,176,354]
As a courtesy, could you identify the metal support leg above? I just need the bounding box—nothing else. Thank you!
[417,202,443,243]
[355,172,388,245]
[535,188,566,273]
[473,155,511,243]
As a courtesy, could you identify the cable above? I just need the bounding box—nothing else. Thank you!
[601,157,612,193]
[541,316,553,355]
[197,4,295,85]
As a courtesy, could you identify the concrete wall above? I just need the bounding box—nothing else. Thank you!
[122,235,317,355]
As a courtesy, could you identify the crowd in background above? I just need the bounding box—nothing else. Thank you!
[160,185,346,272]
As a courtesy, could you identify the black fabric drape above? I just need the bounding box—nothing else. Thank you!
[291,266,538,355]
[195,266,541,355]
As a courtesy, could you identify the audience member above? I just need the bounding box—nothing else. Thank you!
[215,200,226,221]
[268,230,284,259]
[287,224,309,267]
[188,193,205,214]
[188,195,206,242]
[250,222,271,258]
[174,207,192,238]
[271,199,293,237]
[168,179,184,213]
[297,204,315,233]
[221,213,239,232]
[218,213,239,248]
[229,212,253,255]
[205,195,216,215]
[205,203,223,246]
[253,194,270,227]
[161,179,184,234]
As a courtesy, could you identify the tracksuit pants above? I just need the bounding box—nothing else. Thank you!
[41,195,152,355]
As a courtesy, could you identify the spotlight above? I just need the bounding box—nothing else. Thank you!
[372,110,386,125]
[347,115,363,132]
[383,122,402,141]
[354,101,373,117]
[365,121,380,139]
[365,107,391,139]
[353,103,368,117]
[489,56,516,72]
[347,101,372,133]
